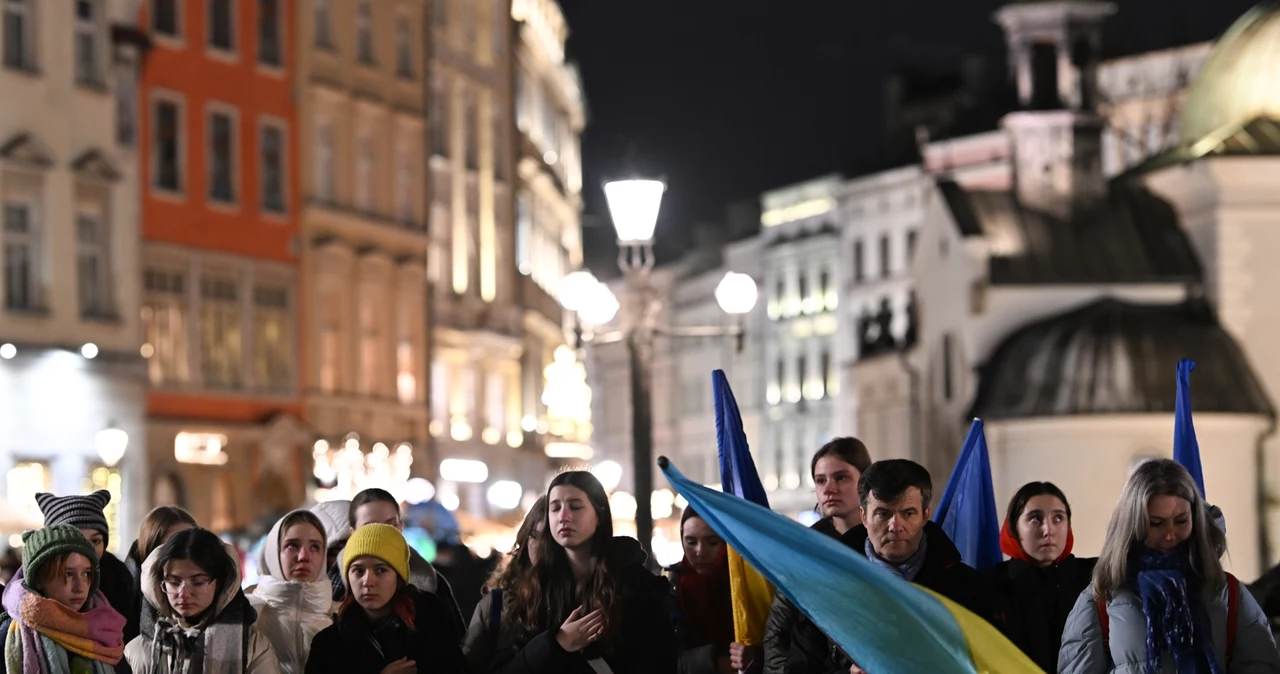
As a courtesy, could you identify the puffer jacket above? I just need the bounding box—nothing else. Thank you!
[763,517,840,674]
[1058,582,1280,673]
[989,555,1096,673]
[124,542,280,674]
[245,510,339,674]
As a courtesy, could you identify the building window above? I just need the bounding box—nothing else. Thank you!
[396,341,416,405]
[490,0,504,59]
[200,276,243,389]
[430,358,448,423]
[315,119,334,201]
[485,369,505,440]
[492,107,505,181]
[3,0,33,70]
[515,194,531,275]
[152,0,179,38]
[355,129,374,212]
[258,0,281,67]
[260,121,286,214]
[395,144,413,224]
[429,72,448,157]
[318,290,340,393]
[798,273,810,315]
[143,268,189,385]
[906,229,918,263]
[464,92,479,171]
[207,0,234,53]
[252,285,291,391]
[153,97,183,193]
[76,212,110,317]
[356,2,374,64]
[3,202,37,311]
[432,0,447,27]
[75,0,102,85]
[820,351,831,398]
[312,0,334,48]
[207,109,237,204]
[7,461,48,522]
[359,299,381,395]
[853,239,864,282]
[879,234,890,279]
[395,16,413,79]
[942,333,955,401]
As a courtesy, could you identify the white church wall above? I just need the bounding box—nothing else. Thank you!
[985,413,1268,581]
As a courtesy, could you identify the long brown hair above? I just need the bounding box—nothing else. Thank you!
[487,495,548,593]
[504,472,621,649]
[137,506,198,561]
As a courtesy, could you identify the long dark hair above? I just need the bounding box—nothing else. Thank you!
[505,472,621,648]
[810,437,872,477]
[348,488,400,529]
[487,495,548,593]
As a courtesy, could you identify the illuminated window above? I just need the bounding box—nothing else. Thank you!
[359,298,382,396]
[143,268,190,385]
[252,285,291,391]
[82,467,121,554]
[7,461,48,522]
[200,276,243,388]
[397,341,416,405]
[318,290,340,393]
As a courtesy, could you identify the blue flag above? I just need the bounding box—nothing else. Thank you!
[1174,358,1206,496]
[932,419,1002,571]
[659,458,1042,674]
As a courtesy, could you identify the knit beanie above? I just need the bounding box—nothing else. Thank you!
[22,524,101,597]
[36,490,112,547]
[341,523,410,584]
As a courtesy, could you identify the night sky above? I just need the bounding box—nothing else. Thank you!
[559,0,1261,274]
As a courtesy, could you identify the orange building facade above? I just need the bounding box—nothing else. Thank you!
[137,0,311,532]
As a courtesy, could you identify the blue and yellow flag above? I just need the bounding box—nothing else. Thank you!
[1174,358,1206,496]
[712,369,774,647]
[933,419,1002,571]
[661,457,1042,674]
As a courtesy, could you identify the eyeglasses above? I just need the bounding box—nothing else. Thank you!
[162,577,214,595]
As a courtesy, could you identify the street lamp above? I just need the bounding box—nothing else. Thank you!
[95,423,128,468]
[559,175,758,565]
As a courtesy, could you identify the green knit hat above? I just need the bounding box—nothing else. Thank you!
[21,524,100,598]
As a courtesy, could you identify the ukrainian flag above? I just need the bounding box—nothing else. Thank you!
[1174,358,1206,496]
[712,370,774,648]
[660,457,1043,674]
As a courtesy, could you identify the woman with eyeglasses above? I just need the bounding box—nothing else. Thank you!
[124,527,280,673]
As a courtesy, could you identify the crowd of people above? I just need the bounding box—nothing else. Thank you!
[0,437,1276,673]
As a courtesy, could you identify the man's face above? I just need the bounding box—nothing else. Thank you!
[860,487,929,564]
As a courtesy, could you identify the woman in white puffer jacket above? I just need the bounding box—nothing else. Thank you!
[246,510,338,674]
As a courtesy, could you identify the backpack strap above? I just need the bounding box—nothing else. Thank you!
[488,588,503,641]
[1095,598,1110,660]
[1227,573,1239,662]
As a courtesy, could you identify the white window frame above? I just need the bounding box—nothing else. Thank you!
[256,0,283,69]
[251,282,293,392]
[354,127,375,212]
[3,0,35,71]
[143,266,191,386]
[205,103,239,207]
[3,198,40,312]
[199,273,244,389]
[313,0,332,47]
[356,1,374,65]
[258,116,289,216]
[395,13,413,79]
[74,0,103,85]
[314,117,334,202]
[151,91,186,197]
[150,0,181,42]
[206,0,236,58]
[75,206,111,318]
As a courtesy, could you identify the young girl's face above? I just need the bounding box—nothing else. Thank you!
[162,559,218,619]
[549,485,599,550]
[348,556,399,614]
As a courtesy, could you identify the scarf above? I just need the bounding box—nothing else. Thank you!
[1,571,124,674]
[141,589,256,674]
[999,516,1074,564]
[674,550,734,650]
[1128,545,1219,674]
[864,535,928,582]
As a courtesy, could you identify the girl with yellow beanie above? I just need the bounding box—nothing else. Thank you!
[305,524,467,674]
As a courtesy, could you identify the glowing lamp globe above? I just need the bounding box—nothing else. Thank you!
[604,179,665,245]
[715,271,758,315]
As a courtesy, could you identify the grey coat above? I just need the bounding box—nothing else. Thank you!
[1058,582,1280,673]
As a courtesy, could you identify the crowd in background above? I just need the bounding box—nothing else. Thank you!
[0,436,1277,673]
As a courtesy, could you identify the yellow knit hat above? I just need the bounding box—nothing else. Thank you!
[341,523,410,584]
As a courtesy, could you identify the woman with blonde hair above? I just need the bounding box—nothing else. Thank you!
[1059,459,1280,673]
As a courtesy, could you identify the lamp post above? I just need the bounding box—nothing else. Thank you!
[559,177,758,564]
[95,423,129,468]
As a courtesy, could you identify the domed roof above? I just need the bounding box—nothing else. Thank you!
[970,298,1273,420]
[1181,3,1280,145]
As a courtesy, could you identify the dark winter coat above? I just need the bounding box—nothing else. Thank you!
[304,586,467,674]
[787,522,994,674]
[488,537,678,674]
[666,561,730,674]
[988,555,1096,673]
[763,517,841,674]
[100,550,142,646]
